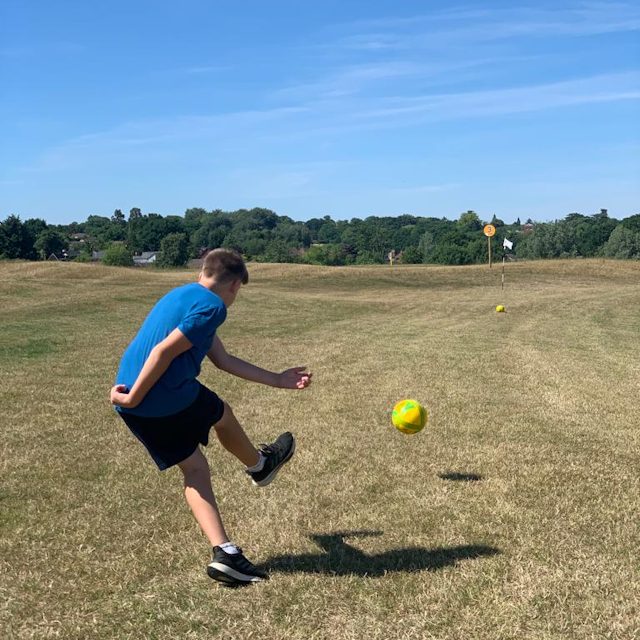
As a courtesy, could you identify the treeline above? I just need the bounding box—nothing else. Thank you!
[1,206,639,267]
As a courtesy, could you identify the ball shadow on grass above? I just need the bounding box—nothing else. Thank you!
[259,530,499,577]
[438,472,484,482]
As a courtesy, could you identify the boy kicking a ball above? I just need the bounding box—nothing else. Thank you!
[110,248,311,586]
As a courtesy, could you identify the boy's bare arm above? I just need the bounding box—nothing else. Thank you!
[110,329,194,408]
[207,336,312,389]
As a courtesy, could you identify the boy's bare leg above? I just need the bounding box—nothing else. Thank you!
[213,403,260,468]
[178,448,230,547]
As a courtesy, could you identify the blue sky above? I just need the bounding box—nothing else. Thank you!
[1,0,639,224]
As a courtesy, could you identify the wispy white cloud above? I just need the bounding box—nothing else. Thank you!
[267,72,640,142]
[351,72,640,123]
[328,8,500,35]
[272,61,430,100]
[20,107,310,172]
[267,3,639,134]
[17,71,640,175]
[271,58,507,101]
[331,34,403,52]
[329,2,640,51]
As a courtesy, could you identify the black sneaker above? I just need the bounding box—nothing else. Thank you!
[207,546,268,585]
[247,432,296,487]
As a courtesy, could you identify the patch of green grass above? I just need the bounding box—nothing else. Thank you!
[6,286,36,298]
[0,319,65,364]
[0,336,60,361]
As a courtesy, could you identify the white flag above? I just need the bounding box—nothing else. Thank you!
[503,238,513,250]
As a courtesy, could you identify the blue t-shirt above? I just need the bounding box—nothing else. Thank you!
[115,283,227,417]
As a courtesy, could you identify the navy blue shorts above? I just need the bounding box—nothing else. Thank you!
[117,384,225,470]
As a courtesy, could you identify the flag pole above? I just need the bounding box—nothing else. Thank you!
[484,225,496,268]
[501,255,505,290]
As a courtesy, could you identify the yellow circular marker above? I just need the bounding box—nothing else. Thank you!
[495,305,505,312]
[483,224,496,237]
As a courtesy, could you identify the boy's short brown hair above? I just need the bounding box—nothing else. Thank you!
[201,248,249,285]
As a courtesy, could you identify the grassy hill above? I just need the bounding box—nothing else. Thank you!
[1,259,639,640]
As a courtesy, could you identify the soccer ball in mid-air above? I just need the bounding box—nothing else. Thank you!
[392,399,427,435]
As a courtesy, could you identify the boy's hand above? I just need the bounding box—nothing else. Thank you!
[110,384,137,408]
[278,367,312,390]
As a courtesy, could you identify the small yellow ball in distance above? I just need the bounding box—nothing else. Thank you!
[495,305,505,313]
[392,399,427,435]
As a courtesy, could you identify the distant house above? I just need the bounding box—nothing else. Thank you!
[92,251,106,261]
[47,249,81,261]
[523,223,534,234]
[133,251,159,265]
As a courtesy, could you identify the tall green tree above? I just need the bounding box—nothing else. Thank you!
[158,233,190,267]
[103,244,133,266]
[418,231,435,263]
[316,217,341,243]
[191,212,232,251]
[22,218,48,259]
[128,214,170,254]
[303,243,347,266]
[34,229,68,259]
[183,207,210,235]
[457,210,482,232]
[401,245,422,263]
[602,225,640,259]
[0,215,29,259]
[84,215,114,248]
[621,214,640,234]
[262,239,297,263]
[111,209,126,224]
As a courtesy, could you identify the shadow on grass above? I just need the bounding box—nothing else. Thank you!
[439,472,484,482]
[260,530,499,577]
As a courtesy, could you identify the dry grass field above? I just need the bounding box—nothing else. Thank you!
[1,259,639,640]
